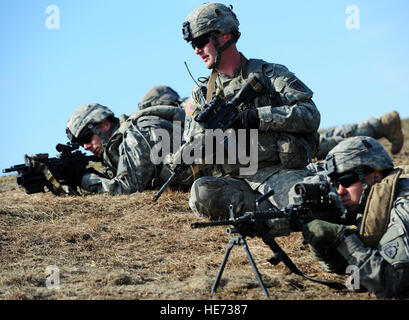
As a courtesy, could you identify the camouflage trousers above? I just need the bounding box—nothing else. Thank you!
[189,176,273,220]
[317,117,383,160]
[189,168,312,220]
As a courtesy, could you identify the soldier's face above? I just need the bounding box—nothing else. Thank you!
[83,134,103,157]
[336,181,363,207]
[82,119,111,157]
[335,171,380,207]
[194,35,217,69]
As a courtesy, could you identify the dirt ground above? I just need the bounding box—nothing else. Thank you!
[1,122,408,301]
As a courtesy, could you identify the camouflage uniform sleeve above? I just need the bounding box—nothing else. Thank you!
[81,129,155,195]
[257,63,320,133]
[180,86,208,154]
[336,183,409,298]
[183,90,204,143]
[191,84,207,107]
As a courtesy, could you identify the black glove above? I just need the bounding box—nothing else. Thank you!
[308,244,348,274]
[302,220,349,274]
[302,220,347,250]
[226,108,260,130]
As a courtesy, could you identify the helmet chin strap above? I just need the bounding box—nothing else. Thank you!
[209,33,235,69]
[357,168,372,209]
[358,183,371,211]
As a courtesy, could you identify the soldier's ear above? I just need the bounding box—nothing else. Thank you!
[373,171,383,184]
[97,119,111,133]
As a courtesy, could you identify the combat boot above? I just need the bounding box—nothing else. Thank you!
[379,111,404,154]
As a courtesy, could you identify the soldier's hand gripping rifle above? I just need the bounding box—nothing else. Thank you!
[191,182,346,297]
[152,76,264,202]
[3,142,101,196]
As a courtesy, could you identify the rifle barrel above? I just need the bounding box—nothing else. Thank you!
[152,172,177,202]
[2,163,27,174]
[191,220,233,229]
[152,163,187,202]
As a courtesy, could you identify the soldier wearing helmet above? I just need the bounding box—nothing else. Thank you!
[182,2,241,70]
[66,103,192,195]
[67,103,120,157]
[180,3,321,220]
[138,85,183,110]
[300,136,409,298]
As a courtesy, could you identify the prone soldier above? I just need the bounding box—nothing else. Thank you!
[316,110,404,159]
[301,136,409,298]
[66,102,192,195]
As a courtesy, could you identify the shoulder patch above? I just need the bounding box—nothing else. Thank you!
[288,78,310,93]
[263,64,274,78]
[379,223,409,265]
[383,241,399,259]
[263,63,289,78]
[185,101,198,116]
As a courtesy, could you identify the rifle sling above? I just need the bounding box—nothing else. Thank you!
[205,54,249,104]
[31,160,69,196]
[261,234,345,290]
[206,70,218,103]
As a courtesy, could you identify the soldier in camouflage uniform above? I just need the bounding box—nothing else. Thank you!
[179,2,320,220]
[316,110,404,159]
[66,103,191,195]
[301,136,409,298]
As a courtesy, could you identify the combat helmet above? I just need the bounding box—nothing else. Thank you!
[66,103,115,144]
[325,136,394,215]
[138,86,181,110]
[183,2,240,68]
[325,136,394,179]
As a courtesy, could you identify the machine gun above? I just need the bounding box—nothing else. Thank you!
[191,183,346,297]
[193,76,264,130]
[152,76,264,202]
[3,142,101,196]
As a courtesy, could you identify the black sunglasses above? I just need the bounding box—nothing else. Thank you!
[333,172,360,189]
[77,127,94,145]
[191,33,212,50]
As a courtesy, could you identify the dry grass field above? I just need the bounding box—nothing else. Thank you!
[1,120,408,301]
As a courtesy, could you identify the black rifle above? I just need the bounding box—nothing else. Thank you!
[191,183,346,297]
[152,76,264,202]
[3,142,101,195]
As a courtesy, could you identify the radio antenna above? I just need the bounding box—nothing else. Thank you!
[184,61,199,87]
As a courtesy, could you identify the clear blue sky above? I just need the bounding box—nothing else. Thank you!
[1,0,408,175]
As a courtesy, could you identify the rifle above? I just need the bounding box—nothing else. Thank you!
[152,76,264,202]
[3,142,101,196]
[191,182,346,297]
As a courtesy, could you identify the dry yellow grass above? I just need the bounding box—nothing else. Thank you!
[1,127,408,300]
